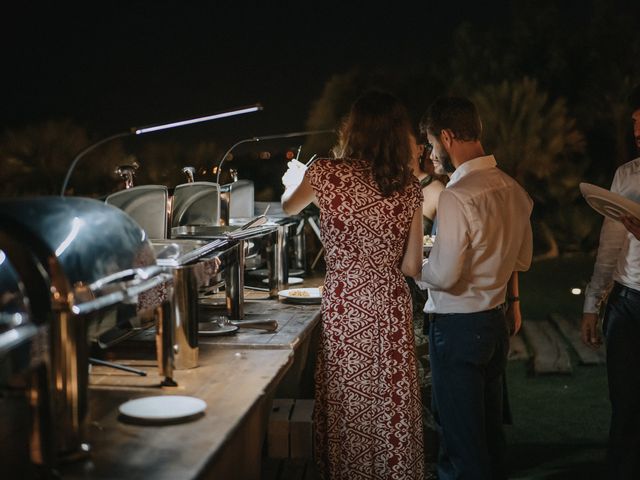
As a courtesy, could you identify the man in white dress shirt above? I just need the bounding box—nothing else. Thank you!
[582,84,640,480]
[419,96,533,480]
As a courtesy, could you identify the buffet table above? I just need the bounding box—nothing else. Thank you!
[201,295,321,398]
[60,297,321,480]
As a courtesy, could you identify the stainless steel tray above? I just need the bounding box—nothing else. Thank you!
[151,238,231,267]
[171,224,277,240]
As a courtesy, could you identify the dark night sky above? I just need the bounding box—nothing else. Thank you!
[2,1,517,149]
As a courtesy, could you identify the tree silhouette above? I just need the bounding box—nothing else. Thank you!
[0,119,124,197]
[121,139,221,190]
[471,78,594,256]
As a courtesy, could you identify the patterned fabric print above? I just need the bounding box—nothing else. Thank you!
[308,158,425,480]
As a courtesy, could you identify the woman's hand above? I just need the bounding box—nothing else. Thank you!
[281,160,316,215]
[282,159,308,189]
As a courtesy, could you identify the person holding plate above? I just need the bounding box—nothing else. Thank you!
[281,90,425,479]
[582,83,640,480]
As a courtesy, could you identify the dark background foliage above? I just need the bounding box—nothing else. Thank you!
[2,0,639,255]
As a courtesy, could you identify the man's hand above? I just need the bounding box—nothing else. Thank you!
[621,215,640,241]
[581,312,602,349]
[506,301,522,336]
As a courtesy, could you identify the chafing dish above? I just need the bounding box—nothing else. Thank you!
[171,181,221,228]
[0,252,54,478]
[150,237,241,369]
[220,179,254,225]
[0,197,173,467]
[256,201,309,274]
[171,223,282,300]
[105,184,170,239]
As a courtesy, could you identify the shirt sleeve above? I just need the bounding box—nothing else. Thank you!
[583,169,626,313]
[514,216,533,272]
[420,190,468,290]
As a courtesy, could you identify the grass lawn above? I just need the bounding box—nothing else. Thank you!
[506,253,610,479]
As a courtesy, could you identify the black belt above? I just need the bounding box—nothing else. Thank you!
[612,282,640,301]
[429,304,505,321]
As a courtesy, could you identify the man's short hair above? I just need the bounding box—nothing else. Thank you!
[419,96,482,141]
[629,83,640,113]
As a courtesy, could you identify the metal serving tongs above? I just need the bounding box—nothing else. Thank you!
[199,309,279,332]
[220,316,278,332]
[305,153,319,167]
[238,204,270,231]
[238,215,268,231]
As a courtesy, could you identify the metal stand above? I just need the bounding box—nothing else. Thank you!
[89,358,147,376]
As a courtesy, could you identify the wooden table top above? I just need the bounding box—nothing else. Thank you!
[60,288,323,480]
[62,346,294,479]
[199,297,321,350]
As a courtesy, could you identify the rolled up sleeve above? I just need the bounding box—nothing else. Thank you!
[421,191,469,290]
[583,170,627,314]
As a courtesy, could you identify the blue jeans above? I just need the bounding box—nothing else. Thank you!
[603,283,640,480]
[429,307,509,480]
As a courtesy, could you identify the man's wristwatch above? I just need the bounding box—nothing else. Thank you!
[507,296,520,303]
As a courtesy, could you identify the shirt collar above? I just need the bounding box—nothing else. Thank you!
[447,154,497,187]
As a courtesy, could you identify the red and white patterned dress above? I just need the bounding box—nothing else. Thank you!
[307,157,425,480]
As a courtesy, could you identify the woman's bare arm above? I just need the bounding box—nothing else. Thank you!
[401,207,424,278]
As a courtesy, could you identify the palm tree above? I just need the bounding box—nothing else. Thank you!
[472,78,592,256]
[472,78,585,186]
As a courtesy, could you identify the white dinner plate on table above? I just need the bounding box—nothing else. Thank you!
[248,268,305,277]
[580,182,640,222]
[278,287,322,304]
[198,321,238,336]
[262,276,304,285]
[118,395,206,424]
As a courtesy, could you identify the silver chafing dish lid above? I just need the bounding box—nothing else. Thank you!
[0,197,156,286]
[0,251,43,382]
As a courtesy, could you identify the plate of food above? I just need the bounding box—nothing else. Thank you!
[580,182,640,222]
[278,287,323,304]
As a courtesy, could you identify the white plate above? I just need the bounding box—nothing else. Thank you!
[198,322,238,336]
[278,287,322,304]
[118,395,206,423]
[580,182,640,222]
[248,268,305,277]
[262,276,304,285]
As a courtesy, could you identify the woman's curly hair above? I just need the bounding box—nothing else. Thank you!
[332,90,414,197]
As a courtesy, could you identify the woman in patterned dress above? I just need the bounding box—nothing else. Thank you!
[281,90,425,479]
